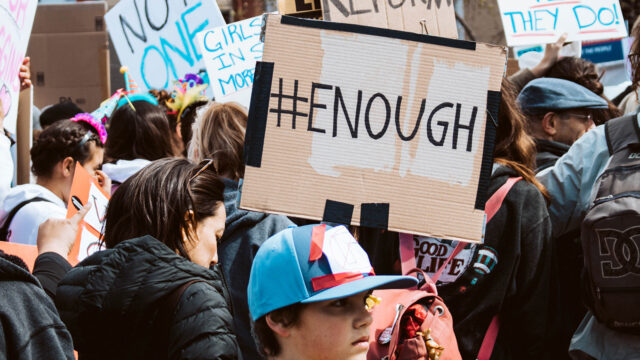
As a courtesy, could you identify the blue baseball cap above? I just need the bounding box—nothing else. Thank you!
[248,224,418,321]
[517,77,608,114]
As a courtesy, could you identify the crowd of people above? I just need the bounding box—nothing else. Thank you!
[2,12,640,360]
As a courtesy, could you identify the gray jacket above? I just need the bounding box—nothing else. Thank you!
[0,251,74,360]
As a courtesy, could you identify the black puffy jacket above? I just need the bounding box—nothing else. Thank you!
[55,236,241,360]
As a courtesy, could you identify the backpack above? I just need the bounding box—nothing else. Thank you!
[367,177,521,360]
[0,197,53,242]
[581,114,640,333]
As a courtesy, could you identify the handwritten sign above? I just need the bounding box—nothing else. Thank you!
[497,0,627,47]
[104,0,225,91]
[321,0,457,37]
[0,0,37,134]
[65,163,109,263]
[240,15,506,243]
[197,16,263,107]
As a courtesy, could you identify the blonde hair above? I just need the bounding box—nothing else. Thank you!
[188,102,248,180]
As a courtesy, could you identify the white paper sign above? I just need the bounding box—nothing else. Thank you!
[497,0,627,47]
[78,225,104,262]
[105,0,225,91]
[322,226,372,274]
[0,0,37,134]
[84,183,109,234]
[197,16,264,108]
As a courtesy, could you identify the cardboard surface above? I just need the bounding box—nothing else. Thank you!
[197,15,264,107]
[240,15,506,243]
[497,0,627,47]
[321,0,457,37]
[65,163,109,263]
[31,1,107,34]
[16,87,32,185]
[0,0,37,134]
[27,32,110,109]
[105,0,226,91]
[279,0,457,37]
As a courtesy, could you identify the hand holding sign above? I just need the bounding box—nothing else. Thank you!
[530,32,568,77]
[37,203,91,258]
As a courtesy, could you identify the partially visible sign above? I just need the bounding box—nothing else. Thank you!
[197,16,264,107]
[0,0,37,133]
[240,15,506,243]
[66,163,110,263]
[582,38,625,64]
[321,0,457,37]
[497,0,627,47]
[278,0,457,37]
[105,0,225,91]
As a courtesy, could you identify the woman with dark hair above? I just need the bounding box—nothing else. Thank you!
[404,78,553,360]
[0,120,105,245]
[102,100,176,191]
[55,158,241,359]
[189,102,294,359]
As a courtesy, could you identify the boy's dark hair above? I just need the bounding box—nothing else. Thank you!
[40,101,84,128]
[252,303,306,357]
[103,158,225,259]
[30,120,102,177]
[105,101,175,161]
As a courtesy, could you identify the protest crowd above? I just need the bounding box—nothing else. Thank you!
[2,0,640,359]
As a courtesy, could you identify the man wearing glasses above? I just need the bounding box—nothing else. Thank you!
[517,77,608,172]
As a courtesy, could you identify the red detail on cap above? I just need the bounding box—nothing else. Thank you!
[311,270,374,291]
[309,224,326,262]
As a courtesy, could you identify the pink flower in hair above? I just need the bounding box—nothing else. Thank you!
[71,113,108,144]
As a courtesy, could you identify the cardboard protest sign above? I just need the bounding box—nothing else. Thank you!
[104,0,225,91]
[497,0,627,47]
[279,0,457,37]
[197,16,264,107]
[240,15,506,243]
[322,0,457,37]
[65,163,109,263]
[0,0,37,134]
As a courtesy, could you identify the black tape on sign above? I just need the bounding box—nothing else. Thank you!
[475,90,501,210]
[360,203,390,230]
[244,61,274,168]
[322,200,354,225]
[280,15,476,51]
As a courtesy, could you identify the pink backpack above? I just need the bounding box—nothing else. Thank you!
[367,177,521,360]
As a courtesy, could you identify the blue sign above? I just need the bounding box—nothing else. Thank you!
[582,39,625,64]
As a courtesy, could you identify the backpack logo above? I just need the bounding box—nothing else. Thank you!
[596,226,640,277]
[629,153,640,159]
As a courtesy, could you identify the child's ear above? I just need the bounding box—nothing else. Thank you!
[62,157,75,177]
[266,313,292,338]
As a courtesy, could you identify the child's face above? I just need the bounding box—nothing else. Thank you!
[285,291,372,360]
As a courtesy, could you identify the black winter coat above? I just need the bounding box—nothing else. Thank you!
[440,165,554,360]
[55,236,241,360]
[0,250,74,360]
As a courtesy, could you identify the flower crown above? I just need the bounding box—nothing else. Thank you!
[166,72,209,125]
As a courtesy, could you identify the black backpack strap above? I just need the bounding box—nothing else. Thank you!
[605,114,640,154]
[152,279,207,359]
[0,197,54,241]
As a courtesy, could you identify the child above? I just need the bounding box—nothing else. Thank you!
[248,224,418,359]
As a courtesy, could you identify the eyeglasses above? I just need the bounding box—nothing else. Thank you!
[189,159,216,182]
[562,113,593,122]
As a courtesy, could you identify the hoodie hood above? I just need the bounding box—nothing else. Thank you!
[102,159,151,184]
[0,250,39,286]
[55,235,220,354]
[0,184,66,224]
